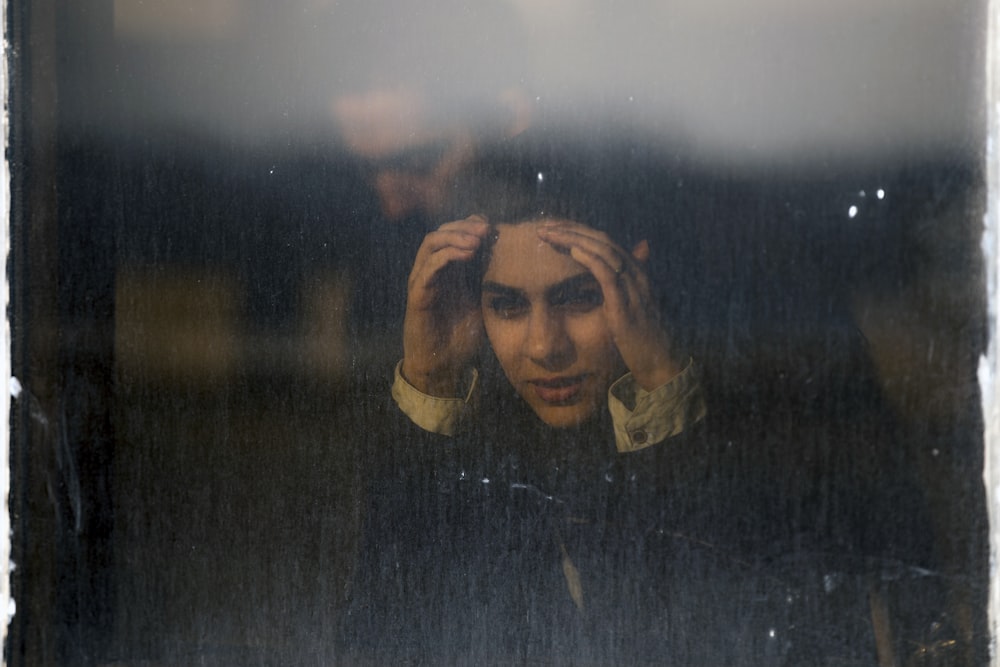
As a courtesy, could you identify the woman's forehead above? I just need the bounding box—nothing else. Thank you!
[484,220,589,288]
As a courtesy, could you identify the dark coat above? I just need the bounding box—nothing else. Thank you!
[338,378,942,666]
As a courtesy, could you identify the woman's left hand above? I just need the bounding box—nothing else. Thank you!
[536,221,683,391]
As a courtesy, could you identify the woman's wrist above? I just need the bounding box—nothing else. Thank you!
[632,359,684,393]
[629,339,686,393]
[400,359,467,398]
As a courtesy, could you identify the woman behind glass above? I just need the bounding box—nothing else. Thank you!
[340,133,944,665]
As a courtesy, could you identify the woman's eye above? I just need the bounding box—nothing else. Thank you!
[555,290,603,312]
[487,297,528,319]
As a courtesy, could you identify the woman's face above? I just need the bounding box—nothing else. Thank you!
[481,220,626,428]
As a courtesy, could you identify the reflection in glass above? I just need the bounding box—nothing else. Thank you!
[7,0,988,664]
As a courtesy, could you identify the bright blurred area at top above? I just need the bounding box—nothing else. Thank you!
[105,0,983,167]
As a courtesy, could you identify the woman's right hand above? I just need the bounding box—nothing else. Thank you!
[401,215,490,396]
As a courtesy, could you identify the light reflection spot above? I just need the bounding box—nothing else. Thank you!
[848,205,858,218]
[877,189,886,199]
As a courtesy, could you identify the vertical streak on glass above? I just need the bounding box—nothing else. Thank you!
[0,0,10,648]
[982,0,1000,656]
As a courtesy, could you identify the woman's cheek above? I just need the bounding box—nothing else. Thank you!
[568,311,613,352]
[482,316,521,372]
[570,312,625,378]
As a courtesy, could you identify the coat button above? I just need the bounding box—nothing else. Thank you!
[631,430,648,445]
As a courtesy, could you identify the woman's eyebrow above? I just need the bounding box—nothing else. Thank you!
[545,272,599,300]
[481,281,523,297]
[481,272,596,298]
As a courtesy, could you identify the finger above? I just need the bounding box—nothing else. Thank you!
[537,225,630,276]
[436,215,490,234]
[563,243,629,316]
[540,222,652,275]
[411,215,489,268]
[421,229,487,253]
[539,220,623,253]
[631,239,650,264]
[539,227,656,296]
[563,241,644,301]
[536,222,623,260]
[408,245,479,303]
[555,231,656,326]
[411,228,485,278]
[628,240,653,293]
[413,237,479,281]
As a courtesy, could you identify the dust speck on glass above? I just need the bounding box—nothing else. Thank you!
[6,0,989,665]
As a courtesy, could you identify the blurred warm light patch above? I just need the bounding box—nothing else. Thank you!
[116,270,239,383]
[114,0,241,40]
[331,88,433,159]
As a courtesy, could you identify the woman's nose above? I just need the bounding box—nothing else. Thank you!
[524,309,574,369]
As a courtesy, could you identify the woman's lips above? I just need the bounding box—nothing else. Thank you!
[529,375,587,404]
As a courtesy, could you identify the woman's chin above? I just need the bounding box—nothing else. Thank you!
[528,400,601,429]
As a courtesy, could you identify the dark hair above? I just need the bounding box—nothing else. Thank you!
[451,129,698,331]
[454,130,685,248]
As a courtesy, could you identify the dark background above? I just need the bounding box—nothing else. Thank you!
[8,0,989,664]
